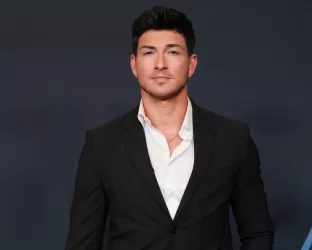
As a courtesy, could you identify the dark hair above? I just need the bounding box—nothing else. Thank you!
[132,6,196,56]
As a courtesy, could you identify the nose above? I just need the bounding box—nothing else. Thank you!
[155,53,167,71]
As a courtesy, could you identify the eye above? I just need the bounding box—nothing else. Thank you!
[168,50,178,55]
[143,51,154,55]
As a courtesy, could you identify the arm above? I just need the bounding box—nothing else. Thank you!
[65,131,109,250]
[230,125,274,250]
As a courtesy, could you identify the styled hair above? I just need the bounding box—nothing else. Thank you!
[131,6,196,56]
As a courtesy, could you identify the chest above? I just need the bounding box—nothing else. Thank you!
[144,128,193,169]
[147,135,194,188]
[168,137,183,155]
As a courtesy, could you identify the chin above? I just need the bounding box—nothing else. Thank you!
[152,94,175,101]
[146,88,185,101]
[141,82,187,100]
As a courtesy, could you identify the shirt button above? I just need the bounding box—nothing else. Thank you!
[170,226,178,234]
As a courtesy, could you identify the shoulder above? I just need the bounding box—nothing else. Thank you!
[196,102,248,130]
[85,105,138,142]
[194,103,250,142]
[195,105,253,160]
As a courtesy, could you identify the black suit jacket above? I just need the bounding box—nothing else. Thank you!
[65,99,274,250]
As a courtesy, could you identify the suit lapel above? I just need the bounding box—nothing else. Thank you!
[122,107,172,220]
[173,99,218,221]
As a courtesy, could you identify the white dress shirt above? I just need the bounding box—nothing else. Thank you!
[137,97,194,219]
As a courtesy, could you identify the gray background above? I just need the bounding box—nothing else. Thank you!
[1,0,311,249]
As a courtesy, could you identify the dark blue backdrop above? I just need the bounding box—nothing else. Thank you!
[1,1,311,249]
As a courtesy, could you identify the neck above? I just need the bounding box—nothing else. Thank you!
[141,88,188,132]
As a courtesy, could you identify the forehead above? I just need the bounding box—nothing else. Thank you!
[138,30,186,47]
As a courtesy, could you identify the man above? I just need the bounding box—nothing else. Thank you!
[65,6,274,250]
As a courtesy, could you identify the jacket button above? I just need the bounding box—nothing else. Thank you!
[170,226,178,234]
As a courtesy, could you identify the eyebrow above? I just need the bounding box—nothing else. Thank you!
[139,44,184,50]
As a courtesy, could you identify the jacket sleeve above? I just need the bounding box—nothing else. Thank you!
[65,131,109,250]
[230,125,275,250]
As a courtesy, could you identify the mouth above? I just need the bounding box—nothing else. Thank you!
[152,76,170,80]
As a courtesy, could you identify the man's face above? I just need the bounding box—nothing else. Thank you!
[130,30,197,100]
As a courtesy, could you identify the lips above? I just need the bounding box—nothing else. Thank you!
[152,76,170,79]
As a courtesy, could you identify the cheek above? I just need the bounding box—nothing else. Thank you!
[173,62,189,79]
[136,62,151,80]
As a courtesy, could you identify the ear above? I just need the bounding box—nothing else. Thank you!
[130,54,138,78]
[188,54,198,78]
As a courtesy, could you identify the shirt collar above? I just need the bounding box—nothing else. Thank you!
[137,97,193,133]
